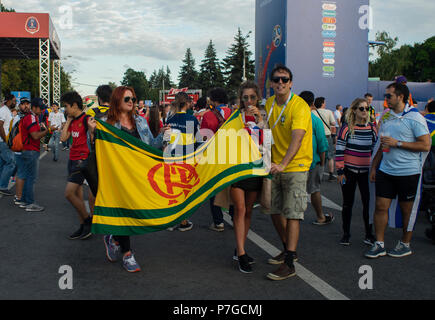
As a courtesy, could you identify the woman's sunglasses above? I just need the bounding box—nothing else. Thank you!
[242,95,257,102]
[124,96,137,103]
[358,107,370,112]
[271,76,291,84]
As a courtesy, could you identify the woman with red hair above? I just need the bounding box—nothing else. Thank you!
[88,86,168,273]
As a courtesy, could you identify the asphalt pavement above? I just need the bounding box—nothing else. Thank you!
[0,148,434,301]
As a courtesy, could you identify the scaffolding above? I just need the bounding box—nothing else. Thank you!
[0,13,61,103]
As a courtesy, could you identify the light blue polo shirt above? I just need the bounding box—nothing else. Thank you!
[379,109,429,176]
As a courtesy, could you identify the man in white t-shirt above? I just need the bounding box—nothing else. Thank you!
[0,94,17,195]
[312,97,336,181]
[334,105,342,131]
[48,102,66,161]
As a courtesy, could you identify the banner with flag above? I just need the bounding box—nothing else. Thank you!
[425,113,435,146]
[91,110,268,236]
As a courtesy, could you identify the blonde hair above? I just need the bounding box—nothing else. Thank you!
[346,98,369,135]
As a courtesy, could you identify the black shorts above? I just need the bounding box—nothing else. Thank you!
[375,170,420,202]
[67,159,86,185]
[232,177,263,192]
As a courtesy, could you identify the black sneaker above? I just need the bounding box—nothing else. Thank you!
[238,254,253,274]
[340,235,351,246]
[69,225,84,240]
[233,249,255,264]
[80,221,93,240]
[177,220,193,232]
[0,189,13,196]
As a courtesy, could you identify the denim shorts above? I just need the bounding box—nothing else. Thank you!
[15,153,26,179]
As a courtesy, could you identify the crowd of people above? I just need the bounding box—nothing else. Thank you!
[1,64,434,279]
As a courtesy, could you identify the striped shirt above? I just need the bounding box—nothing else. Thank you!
[336,123,377,175]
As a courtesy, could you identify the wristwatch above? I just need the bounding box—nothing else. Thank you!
[397,141,403,148]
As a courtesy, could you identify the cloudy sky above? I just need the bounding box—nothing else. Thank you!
[3,0,434,97]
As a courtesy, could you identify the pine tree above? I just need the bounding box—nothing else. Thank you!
[149,67,172,89]
[198,40,224,95]
[178,48,198,89]
[222,28,255,97]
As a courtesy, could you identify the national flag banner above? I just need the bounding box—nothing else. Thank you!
[91,110,268,236]
[425,113,435,146]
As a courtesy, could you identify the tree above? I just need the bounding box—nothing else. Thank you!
[148,66,174,103]
[198,40,224,95]
[108,81,117,90]
[369,32,434,82]
[222,28,255,97]
[1,59,73,99]
[178,48,198,89]
[0,4,15,12]
[404,36,435,82]
[149,66,173,89]
[121,68,149,100]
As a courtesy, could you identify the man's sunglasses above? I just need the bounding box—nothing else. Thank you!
[358,107,370,112]
[124,96,137,103]
[384,93,393,99]
[272,76,291,84]
[242,95,257,102]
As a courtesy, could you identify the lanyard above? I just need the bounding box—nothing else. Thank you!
[267,92,293,130]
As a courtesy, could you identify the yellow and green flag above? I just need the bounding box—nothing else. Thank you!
[91,110,268,235]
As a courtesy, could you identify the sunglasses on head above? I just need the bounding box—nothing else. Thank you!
[242,95,257,102]
[358,106,370,112]
[124,96,137,103]
[272,76,291,84]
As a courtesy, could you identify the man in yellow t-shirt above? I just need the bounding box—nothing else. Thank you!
[264,64,313,281]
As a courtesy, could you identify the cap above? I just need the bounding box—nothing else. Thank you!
[395,75,407,84]
[20,98,30,104]
[31,97,46,109]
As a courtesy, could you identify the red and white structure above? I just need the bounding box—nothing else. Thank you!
[159,88,202,106]
[0,12,61,105]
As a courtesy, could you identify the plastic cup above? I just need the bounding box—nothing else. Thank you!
[380,132,390,153]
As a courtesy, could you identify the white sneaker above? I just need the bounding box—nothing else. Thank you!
[25,203,45,212]
[209,223,224,232]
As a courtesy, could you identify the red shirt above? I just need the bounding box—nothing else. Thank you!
[68,113,90,160]
[22,113,41,151]
[200,107,232,133]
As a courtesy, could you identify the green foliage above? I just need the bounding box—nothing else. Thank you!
[369,32,435,82]
[178,48,198,89]
[222,28,255,98]
[121,68,149,100]
[0,4,15,12]
[149,66,173,89]
[198,40,225,95]
[1,59,73,99]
